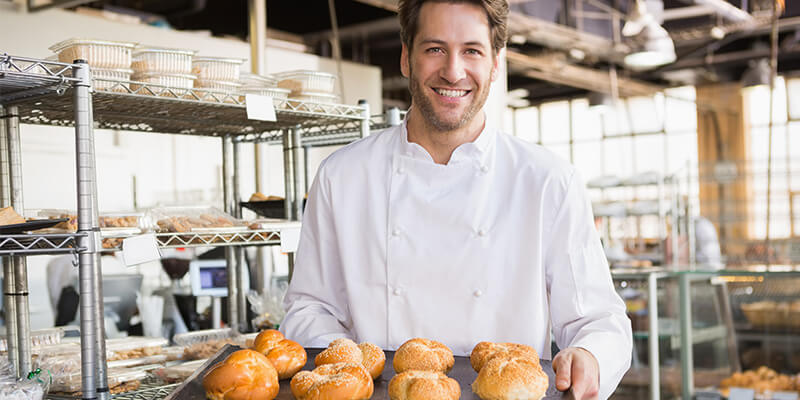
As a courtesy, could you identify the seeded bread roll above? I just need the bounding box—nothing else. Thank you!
[393,338,454,374]
[202,349,279,400]
[388,370,460,400]
[470,342,540,372]
[471,356,549,400]
[291,362,374,400]
[251,329,307,380]
[315,338,386,380]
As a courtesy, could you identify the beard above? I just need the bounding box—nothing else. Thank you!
[407,66,491,132]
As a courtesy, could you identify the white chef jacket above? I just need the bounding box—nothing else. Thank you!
[281,116,632,398]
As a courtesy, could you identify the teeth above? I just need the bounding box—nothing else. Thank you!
[435,88,468,97]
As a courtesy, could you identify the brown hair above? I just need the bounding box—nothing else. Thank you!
[398,0,508,54]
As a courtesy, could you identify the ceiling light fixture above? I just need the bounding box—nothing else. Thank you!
[741,58,771,88]
[588,91,614,113]
[622,0,677,70]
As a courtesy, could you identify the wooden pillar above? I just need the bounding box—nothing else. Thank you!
[695,83,752,260]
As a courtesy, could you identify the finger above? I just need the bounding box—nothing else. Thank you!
[570,356,599,400]
[553,352,572,391]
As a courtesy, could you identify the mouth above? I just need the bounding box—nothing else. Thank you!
[432,87,471,98]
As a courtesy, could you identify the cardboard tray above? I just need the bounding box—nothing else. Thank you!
[165,344,571,399]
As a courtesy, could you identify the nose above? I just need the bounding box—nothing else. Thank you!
[440,53,466,84]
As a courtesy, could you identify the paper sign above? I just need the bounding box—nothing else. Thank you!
[245,94,277,122]
[122,234,161,266]
[728,387,755,400]
[280,226,301,253]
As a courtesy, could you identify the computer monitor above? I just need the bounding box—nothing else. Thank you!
[101,274,143,332]
[190,259,230,297]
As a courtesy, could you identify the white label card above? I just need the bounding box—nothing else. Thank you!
[280,226,301,253]
[122,234,162,266]
[773,392,799,400]
[245,94,277,122]
[728,387,755,400]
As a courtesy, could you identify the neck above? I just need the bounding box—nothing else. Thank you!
[406,108,486,165]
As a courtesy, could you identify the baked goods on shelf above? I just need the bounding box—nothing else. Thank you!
[291,362,374,400]
[393,338,454,374]
[719,366,798,397]
[249,192,284,202]
[202,349,279,400]
[470,342,540,372]
[183,339,238,360]
[315,338,386,380]
[150,206,239,233]
[0,206,25,225]
[251,329,307,380]
[388,370,460,400]
[472,356,549,400]
[741,300,800,330]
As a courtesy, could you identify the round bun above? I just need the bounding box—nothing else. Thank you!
[252,329,307,379]
[470,342,540,372]
[393,338,454,374]
[314,338,386,379]
[388,370,460,400]
[291,362,374,400]
[471,356,549,400]
[202,349,279,400]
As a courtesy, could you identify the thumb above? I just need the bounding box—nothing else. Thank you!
[553,352,572,392]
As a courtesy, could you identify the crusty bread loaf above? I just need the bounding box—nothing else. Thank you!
[251,329,307,380]
[0,207,25,226]
[291,362,374,400]
[315,338,386,380]
[470,342,540,372]
[471,356,549,400]
[388,370,460,400]
[202,349,279,400]
[393,338,454,374]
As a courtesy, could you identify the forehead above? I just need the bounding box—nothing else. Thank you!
[414,2,492,47]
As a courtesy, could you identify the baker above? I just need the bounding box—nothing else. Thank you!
[280,0,632,398]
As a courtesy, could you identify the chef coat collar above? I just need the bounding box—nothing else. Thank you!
[398,109,495,165]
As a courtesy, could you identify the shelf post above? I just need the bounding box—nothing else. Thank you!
[282,129,294,221]
[1,104,19,377]
[647,272,660,400]
[233,141,247,332]
[292,127,303,221]
[679,273,694,400]
[6,105,32,378]
[222,136,239,333]
[74,60,108,400]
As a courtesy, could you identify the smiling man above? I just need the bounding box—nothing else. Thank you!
[281,1,632,399]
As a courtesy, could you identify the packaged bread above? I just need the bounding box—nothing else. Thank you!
[148,206,241,233]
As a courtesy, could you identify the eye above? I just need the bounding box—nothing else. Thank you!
[465,49,482,56]
[425,47,444,54]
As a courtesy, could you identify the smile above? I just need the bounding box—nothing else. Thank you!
[433,88,470,98]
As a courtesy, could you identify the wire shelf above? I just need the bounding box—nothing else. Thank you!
[47,382,179,400]
[10,78,367,139]
[100,228,286,250]
[0,54,80,104]
[235,111,402,145]
[0,233,85,255]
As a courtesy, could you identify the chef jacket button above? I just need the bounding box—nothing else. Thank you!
[392,228,401,237]
[480,165,489,173]
[397,167,405,174]
[473,290,483,297]
[393,288,402,296]
[478,229,487,237]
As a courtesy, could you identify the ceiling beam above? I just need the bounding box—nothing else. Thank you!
[506,50,663,97]
[350,0,398,13]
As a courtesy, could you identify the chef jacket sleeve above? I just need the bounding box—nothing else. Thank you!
[545,170,633,399]
[280,159,352,347]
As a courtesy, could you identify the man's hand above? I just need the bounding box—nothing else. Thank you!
[552,347,600,399]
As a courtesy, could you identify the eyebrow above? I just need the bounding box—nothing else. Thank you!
[418,38,488,49]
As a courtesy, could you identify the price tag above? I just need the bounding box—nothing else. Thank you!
[280,226,301,253]
[122,234,161,266]
[728,387,755,400]
[245,94,277,122]
[773,392,799,400]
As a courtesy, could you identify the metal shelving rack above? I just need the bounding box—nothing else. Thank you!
[3,51,376,400]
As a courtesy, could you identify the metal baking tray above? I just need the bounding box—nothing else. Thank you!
[164,345,571,399]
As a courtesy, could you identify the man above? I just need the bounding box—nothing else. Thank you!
[281,0,632,398]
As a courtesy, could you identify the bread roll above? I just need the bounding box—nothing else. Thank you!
[393,338,454,374]
[291,362,374,400]
[470,342,539,372]
[315,338,386,380]
[388,370,460,400]
[252,330,307,380]
[471,356,548,400]
[202,349,279,400]
[0,207,25,225]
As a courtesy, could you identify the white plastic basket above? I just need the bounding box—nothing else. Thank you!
[132,47,196,74]
[192,57,244,81]
[49,38,136,69]
[276,70,337,94]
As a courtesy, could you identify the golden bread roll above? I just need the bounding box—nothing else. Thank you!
[0,207,25,226]
[388,370,460,400]
[251,330,307,380]
[470,342,540,372]
[393,338,454,374]
[291,362,374,400]
[315,338,386,379]
[202,349,279,400]
[472,356,549,400]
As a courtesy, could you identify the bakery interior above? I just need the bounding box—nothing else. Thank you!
[0,0,799,398]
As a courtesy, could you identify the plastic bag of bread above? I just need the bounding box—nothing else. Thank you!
[148,206,242,233]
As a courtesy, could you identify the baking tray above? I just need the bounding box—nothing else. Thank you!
[0,218,67,234]
[165,345,571,400]
[241,200,306,219]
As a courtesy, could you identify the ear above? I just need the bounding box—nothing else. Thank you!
[401,43,410,78]
[490,49,501,82]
